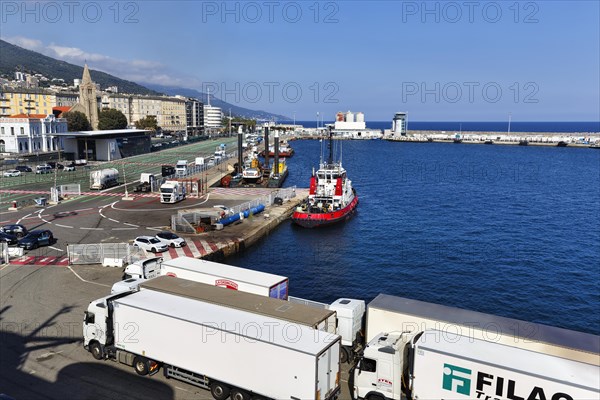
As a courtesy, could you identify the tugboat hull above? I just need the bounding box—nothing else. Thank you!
[292,196,358,228]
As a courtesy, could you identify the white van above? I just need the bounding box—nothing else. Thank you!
[35,165,52,174]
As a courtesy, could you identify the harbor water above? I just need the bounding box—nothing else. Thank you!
[227,140,600,335]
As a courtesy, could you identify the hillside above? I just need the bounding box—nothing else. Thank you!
[0,39,159,95]
[146,84,289,121]
[0,39,288,120]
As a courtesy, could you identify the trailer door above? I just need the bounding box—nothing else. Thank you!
[317,342,340,400]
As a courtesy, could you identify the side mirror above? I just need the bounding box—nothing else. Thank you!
[356,359,362,375]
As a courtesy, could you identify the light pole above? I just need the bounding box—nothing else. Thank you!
[122,161,133,200]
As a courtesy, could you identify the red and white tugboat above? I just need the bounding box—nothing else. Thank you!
[292,128,358,228]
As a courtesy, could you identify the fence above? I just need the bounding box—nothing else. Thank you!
[169,185,297,233]
[67,243,146,265]
[59,184,81,196]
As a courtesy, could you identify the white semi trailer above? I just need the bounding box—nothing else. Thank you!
[118,256,365,360]
[122,256,290,299]
[354,329,599,400]
[89,168,119,190]
[83,288,341,400]
[353,294,600,400]
[140,276,337,334]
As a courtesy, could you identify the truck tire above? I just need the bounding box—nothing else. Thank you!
[210,382,230,400]
[90,341,104,360]
[230,388,250,400]
[340,346,350,363]
[134,356,149,376]
[151,247,157,253]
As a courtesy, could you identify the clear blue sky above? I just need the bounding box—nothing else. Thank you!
[2,1,599,121]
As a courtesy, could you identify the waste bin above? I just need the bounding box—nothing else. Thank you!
[34,197,47,207]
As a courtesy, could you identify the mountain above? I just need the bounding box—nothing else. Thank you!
[0,40,159,95]
[0,39,288,121]
[146,84,289,121]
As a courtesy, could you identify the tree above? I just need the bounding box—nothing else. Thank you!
[98,108,128,130]
[134,115,158,132]
[63,111,91,132]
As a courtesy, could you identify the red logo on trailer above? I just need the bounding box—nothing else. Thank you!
[166,272,177,277]
[215,279,238,290]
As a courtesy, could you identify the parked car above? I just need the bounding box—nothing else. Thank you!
[64,163,76,172]
[155,231,186,248]
[0,231,18,246]
[47,162,64,170]
[18,229,54,250]
[15,165,32,172]
[1,224,28,238]
[35,165,52,174]
[132,236,168,253]
[3,170,21,177]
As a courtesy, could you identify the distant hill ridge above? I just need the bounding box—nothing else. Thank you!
[0,39,288,120]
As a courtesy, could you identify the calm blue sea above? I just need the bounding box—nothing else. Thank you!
[293,120,600,133]
[227,140,600,335]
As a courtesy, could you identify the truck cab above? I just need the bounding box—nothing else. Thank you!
[175,160,188,176]
[354,333,409,400]
[122,257,162,280]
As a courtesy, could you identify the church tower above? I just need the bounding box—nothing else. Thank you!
[79,64,99,129]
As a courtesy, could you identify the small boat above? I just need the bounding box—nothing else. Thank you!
[292,128,358,228]
[519,140,529,146]
[260,141,295,157]
[484,139,494,145]
[267,159,289,188]
[557,141,568,147]
[589,143,600,149]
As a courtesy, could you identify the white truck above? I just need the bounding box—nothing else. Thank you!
[118,256,365,360]
[160,180,186,203]
[89,168,119,190]
[83,287,341,400]
[353,294,600,400]
[134,173,156,192]
[122,256,289,299]
[175,159,187,176]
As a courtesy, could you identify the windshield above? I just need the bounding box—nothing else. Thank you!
[159,233,177,239]
[149,238,161,244]
[161,188,173,193]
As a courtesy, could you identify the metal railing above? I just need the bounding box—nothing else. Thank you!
[67,243,145,265]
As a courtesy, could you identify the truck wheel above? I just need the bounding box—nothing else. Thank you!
[340,346,350,363]
[90,342,104,360]
[210,382,230,400]
[134,357,149,376]
[230,388,250,400]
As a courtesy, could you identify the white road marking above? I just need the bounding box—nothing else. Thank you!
[124,223,139,227]
[108,218,120,223]
[17,212,32,224]
[74,208,93,212]
[49,246,64,252]
[112,227,136,230]
[80,227,103,230]
[67,265,110,287]
[147,227,163,231]
[54,224,73,228]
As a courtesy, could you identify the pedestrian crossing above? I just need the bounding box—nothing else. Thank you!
[7,237,241,266]
[0,189,160,198]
